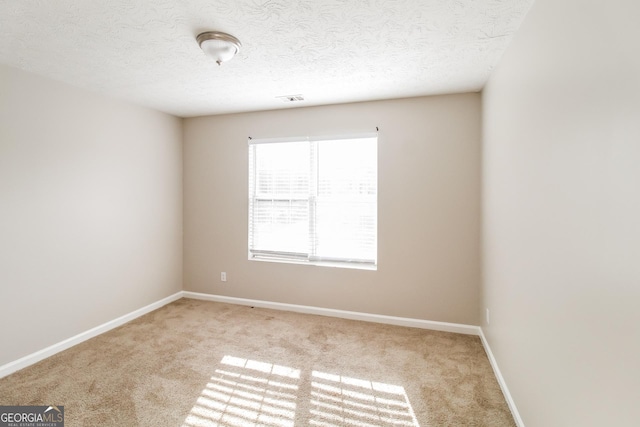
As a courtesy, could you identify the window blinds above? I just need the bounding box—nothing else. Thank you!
[248,134,377,268]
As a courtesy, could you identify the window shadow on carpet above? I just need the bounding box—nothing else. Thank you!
[182,355,420,427]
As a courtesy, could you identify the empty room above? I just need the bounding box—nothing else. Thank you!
[1,0,638,426]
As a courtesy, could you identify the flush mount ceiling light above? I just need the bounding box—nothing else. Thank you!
[197,31,241,66]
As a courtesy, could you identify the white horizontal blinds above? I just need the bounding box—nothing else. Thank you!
[249,140,310,257]
[248,133,377,267]
[312,136,377,263]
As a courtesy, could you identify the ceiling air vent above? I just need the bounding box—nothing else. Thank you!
[277,94,305,102]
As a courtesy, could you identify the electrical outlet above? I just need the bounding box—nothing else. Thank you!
[486,308,490,325]
[221,272,227,282]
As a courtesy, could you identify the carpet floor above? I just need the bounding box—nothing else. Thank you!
[0,298,515,426]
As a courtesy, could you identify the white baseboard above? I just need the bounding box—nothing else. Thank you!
[182,291,481,336]
[0,291,183,379]
[184,293,523,425]
[479,328,525,427]
[2,291,522,426]
[0,291,476,379]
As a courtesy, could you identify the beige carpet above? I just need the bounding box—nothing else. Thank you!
[0,299,515,426]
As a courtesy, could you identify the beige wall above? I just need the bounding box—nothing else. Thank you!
[184,94,481,325]
[482,0,640,426]
[0,65,183,366]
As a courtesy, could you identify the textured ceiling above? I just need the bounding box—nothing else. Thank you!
[0,0,533,117]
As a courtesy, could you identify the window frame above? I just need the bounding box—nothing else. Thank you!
[248,132,378,270]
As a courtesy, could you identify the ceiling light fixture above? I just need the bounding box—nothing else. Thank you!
[197,31,241,66]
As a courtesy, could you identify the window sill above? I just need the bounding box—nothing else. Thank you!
[248,256,377,271]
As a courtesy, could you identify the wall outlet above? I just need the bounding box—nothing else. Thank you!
[221,272,227,282]
[486,308,490,325]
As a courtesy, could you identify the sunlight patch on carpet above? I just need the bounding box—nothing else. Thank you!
[182,355,299,427]
[309,370,420,427]
[182,356,420,427]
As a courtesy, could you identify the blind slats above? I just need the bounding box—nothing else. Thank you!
[248,135,377,268]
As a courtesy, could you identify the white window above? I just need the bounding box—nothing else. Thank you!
[248,133,377,269]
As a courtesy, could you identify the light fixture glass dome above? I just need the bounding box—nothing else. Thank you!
[197,31,241,66]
